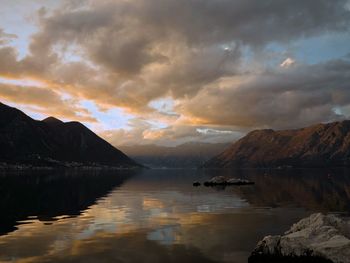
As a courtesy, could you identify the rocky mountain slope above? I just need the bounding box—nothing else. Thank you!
[204,121,350,168]
[0,102,139,168]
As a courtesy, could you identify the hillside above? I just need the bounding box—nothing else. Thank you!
[0,102,139,168]
[204,121,350,168]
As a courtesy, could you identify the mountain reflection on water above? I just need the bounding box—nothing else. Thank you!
[0,168,349,263]
[0,170,133,236]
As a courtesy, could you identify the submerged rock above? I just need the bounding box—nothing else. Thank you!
[203,176,254,186]
[249,213,350,263]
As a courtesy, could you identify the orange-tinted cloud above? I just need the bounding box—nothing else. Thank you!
[1,0,350,145]
[0,83,96,122]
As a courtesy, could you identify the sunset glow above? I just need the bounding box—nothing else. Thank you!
[1,0,350,146]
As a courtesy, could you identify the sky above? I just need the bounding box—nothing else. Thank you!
[1,0,350,146]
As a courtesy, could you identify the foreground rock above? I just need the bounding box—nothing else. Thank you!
[249,213,350,263]
[203,176,254,186]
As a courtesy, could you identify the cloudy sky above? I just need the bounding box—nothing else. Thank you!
[1,0,350,146]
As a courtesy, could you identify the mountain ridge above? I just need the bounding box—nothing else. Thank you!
[0,102,140,168]
[204,120,350,168]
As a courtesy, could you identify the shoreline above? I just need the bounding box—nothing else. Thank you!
[0,162,145,171]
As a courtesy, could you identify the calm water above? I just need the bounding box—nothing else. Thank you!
[0,168,350,263]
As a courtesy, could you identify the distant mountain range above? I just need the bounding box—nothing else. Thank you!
[204,121,350,168]
[0,102,139,168]
[119,142,229,168]
[4,101,350,169]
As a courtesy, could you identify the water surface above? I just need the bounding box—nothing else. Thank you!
[0,168,349,263]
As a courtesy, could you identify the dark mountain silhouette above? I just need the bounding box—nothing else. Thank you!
[120,142,229,168]
[204,121,350,168]
[0,102,139,167]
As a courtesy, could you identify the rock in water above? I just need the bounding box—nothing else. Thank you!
[249,213,350,263]
[209,176,227,184]
[193,181,201,186]
[204,176,254,186]
[227,178,255,185]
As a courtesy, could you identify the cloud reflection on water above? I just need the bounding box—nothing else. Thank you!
[0,168,350,262]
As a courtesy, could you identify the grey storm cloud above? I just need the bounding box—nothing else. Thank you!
[135,0,350,45]
[30,0,350,66]
[179,57,350,129]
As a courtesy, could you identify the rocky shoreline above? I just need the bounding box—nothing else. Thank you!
[0,162,143,171]
[249,213,350,263]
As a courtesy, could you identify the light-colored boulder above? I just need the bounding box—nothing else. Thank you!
[250,213,350,263]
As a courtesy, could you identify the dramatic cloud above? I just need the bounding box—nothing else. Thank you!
[1,0,350,145]
[0,82,96,122]
[179,58,350,130]
[101,120,242,146]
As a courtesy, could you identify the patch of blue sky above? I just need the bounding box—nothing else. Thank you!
[53,43,85,63]
[147,120,168,129]
[240,45,254,60]
[79,100,133,130]
[332,105,350,119]
[293,32,350,64]
[263,42,290,67]
[1,34,32,60]
[0,76,45,87]
[265,32,350,66]
[0,19,35,59]
[333,106,343,116]
[60,92,73,101]
[0,0,59,58]
[149,97,175,113]
[1,99,47,120]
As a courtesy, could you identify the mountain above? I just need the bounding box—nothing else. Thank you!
[119,142,229,168]
[204,121,350,168]
[0,102,140,168]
